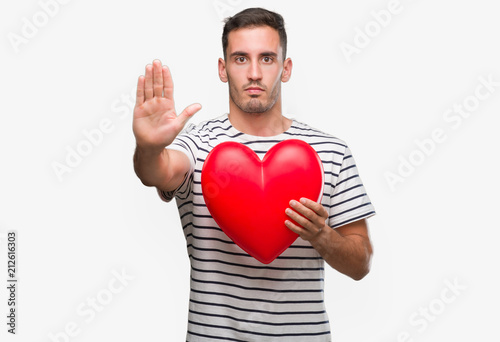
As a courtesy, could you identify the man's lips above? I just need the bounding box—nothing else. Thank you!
[245,87,264,94]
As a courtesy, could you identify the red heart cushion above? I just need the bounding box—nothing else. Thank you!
[201,139,324,264]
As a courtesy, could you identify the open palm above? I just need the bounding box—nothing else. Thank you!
[133,60,201,151]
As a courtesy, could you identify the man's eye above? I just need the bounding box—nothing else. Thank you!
[263,57,273,63]
[236,57,246,63]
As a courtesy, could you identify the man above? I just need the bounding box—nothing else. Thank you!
[133,7,375,341]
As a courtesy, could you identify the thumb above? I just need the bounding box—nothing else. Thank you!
[177,103,202,128]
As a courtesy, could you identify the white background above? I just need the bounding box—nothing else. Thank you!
[1,0,499,341]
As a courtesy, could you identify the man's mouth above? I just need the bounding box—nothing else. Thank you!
[245,87,264,95]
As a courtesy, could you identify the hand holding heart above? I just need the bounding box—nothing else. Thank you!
[285,198,329,243]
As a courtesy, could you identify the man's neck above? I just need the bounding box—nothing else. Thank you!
[228,103,292,137]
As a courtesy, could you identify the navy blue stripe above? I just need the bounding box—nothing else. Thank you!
[289,124,332,136]
[183,223,221,231]
[190,277,324,294]
[191,288,323,305]
[332,211,375,228]
[241,139,286,146]
[187,330,246,342]
[335,174,359,188]
[332,184,363,198]
[190,299,326,316]
[188,244,250,258]
[191,266,324,282]
[181,211,193,220]
[187,233,234,245]
[199,119,232,132]
[178,200,193,210]
[309,140,347,148]
[214,132,243,140]
[189,309,329,327]
[188,245,322,261]
[179,199,207,208]
[190,255,323,272]
[188,320,330,338]
[316,149,344,156]
[328,193,367,208]
[283,131,334,140]
[188,233,317,251]
[324,171,339,177]
[324,181,335,189]
[330,202,372,219]
[198,117,230,130]
[191,130,245,142]
[322,160,342,166]
[175,176,193,201]
[340,164,357,174]
[177,134,209,155]
[276,255,323,260]
[192,213,213,219]
[287,244,315,250]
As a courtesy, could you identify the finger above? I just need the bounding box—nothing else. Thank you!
[285,214,320,239]
[289,199,328,229]
[144,64,154,100]
[285,207,313,230]
[177,103,202,127]
[289,200,317,223]
[284,219,304,235]
[153,60,163,97]
[162,65,174,100]
[299,198,329,219]
[135,75,145,106]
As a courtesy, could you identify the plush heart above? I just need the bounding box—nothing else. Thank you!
[201,139,324,264]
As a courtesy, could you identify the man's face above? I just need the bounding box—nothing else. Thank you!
[219,26,291,114]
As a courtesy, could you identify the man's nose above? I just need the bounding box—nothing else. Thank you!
[247,60,262,81]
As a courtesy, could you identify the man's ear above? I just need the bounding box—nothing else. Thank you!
[281,58,293,83]
[218,58,228,83]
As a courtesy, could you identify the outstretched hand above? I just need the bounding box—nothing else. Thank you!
[133,59,201,152]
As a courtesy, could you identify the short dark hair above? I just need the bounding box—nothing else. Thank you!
[222,7,287,61]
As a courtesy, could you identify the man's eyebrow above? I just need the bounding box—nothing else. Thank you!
[229,51,249,58]
[229,51,278,58]
[260,52,278,57]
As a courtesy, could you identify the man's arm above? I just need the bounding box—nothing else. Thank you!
[133,146,191,191]
[132,59,201,191]
[285,198,373,281]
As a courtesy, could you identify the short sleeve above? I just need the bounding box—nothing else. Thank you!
[327,145,375,228]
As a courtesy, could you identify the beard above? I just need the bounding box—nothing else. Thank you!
[228,78,281,114]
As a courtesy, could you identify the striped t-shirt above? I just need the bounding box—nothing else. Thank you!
[159,114,375,341]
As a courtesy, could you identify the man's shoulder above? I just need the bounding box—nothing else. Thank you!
[290,119,348,148]
[183,113,231,136]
